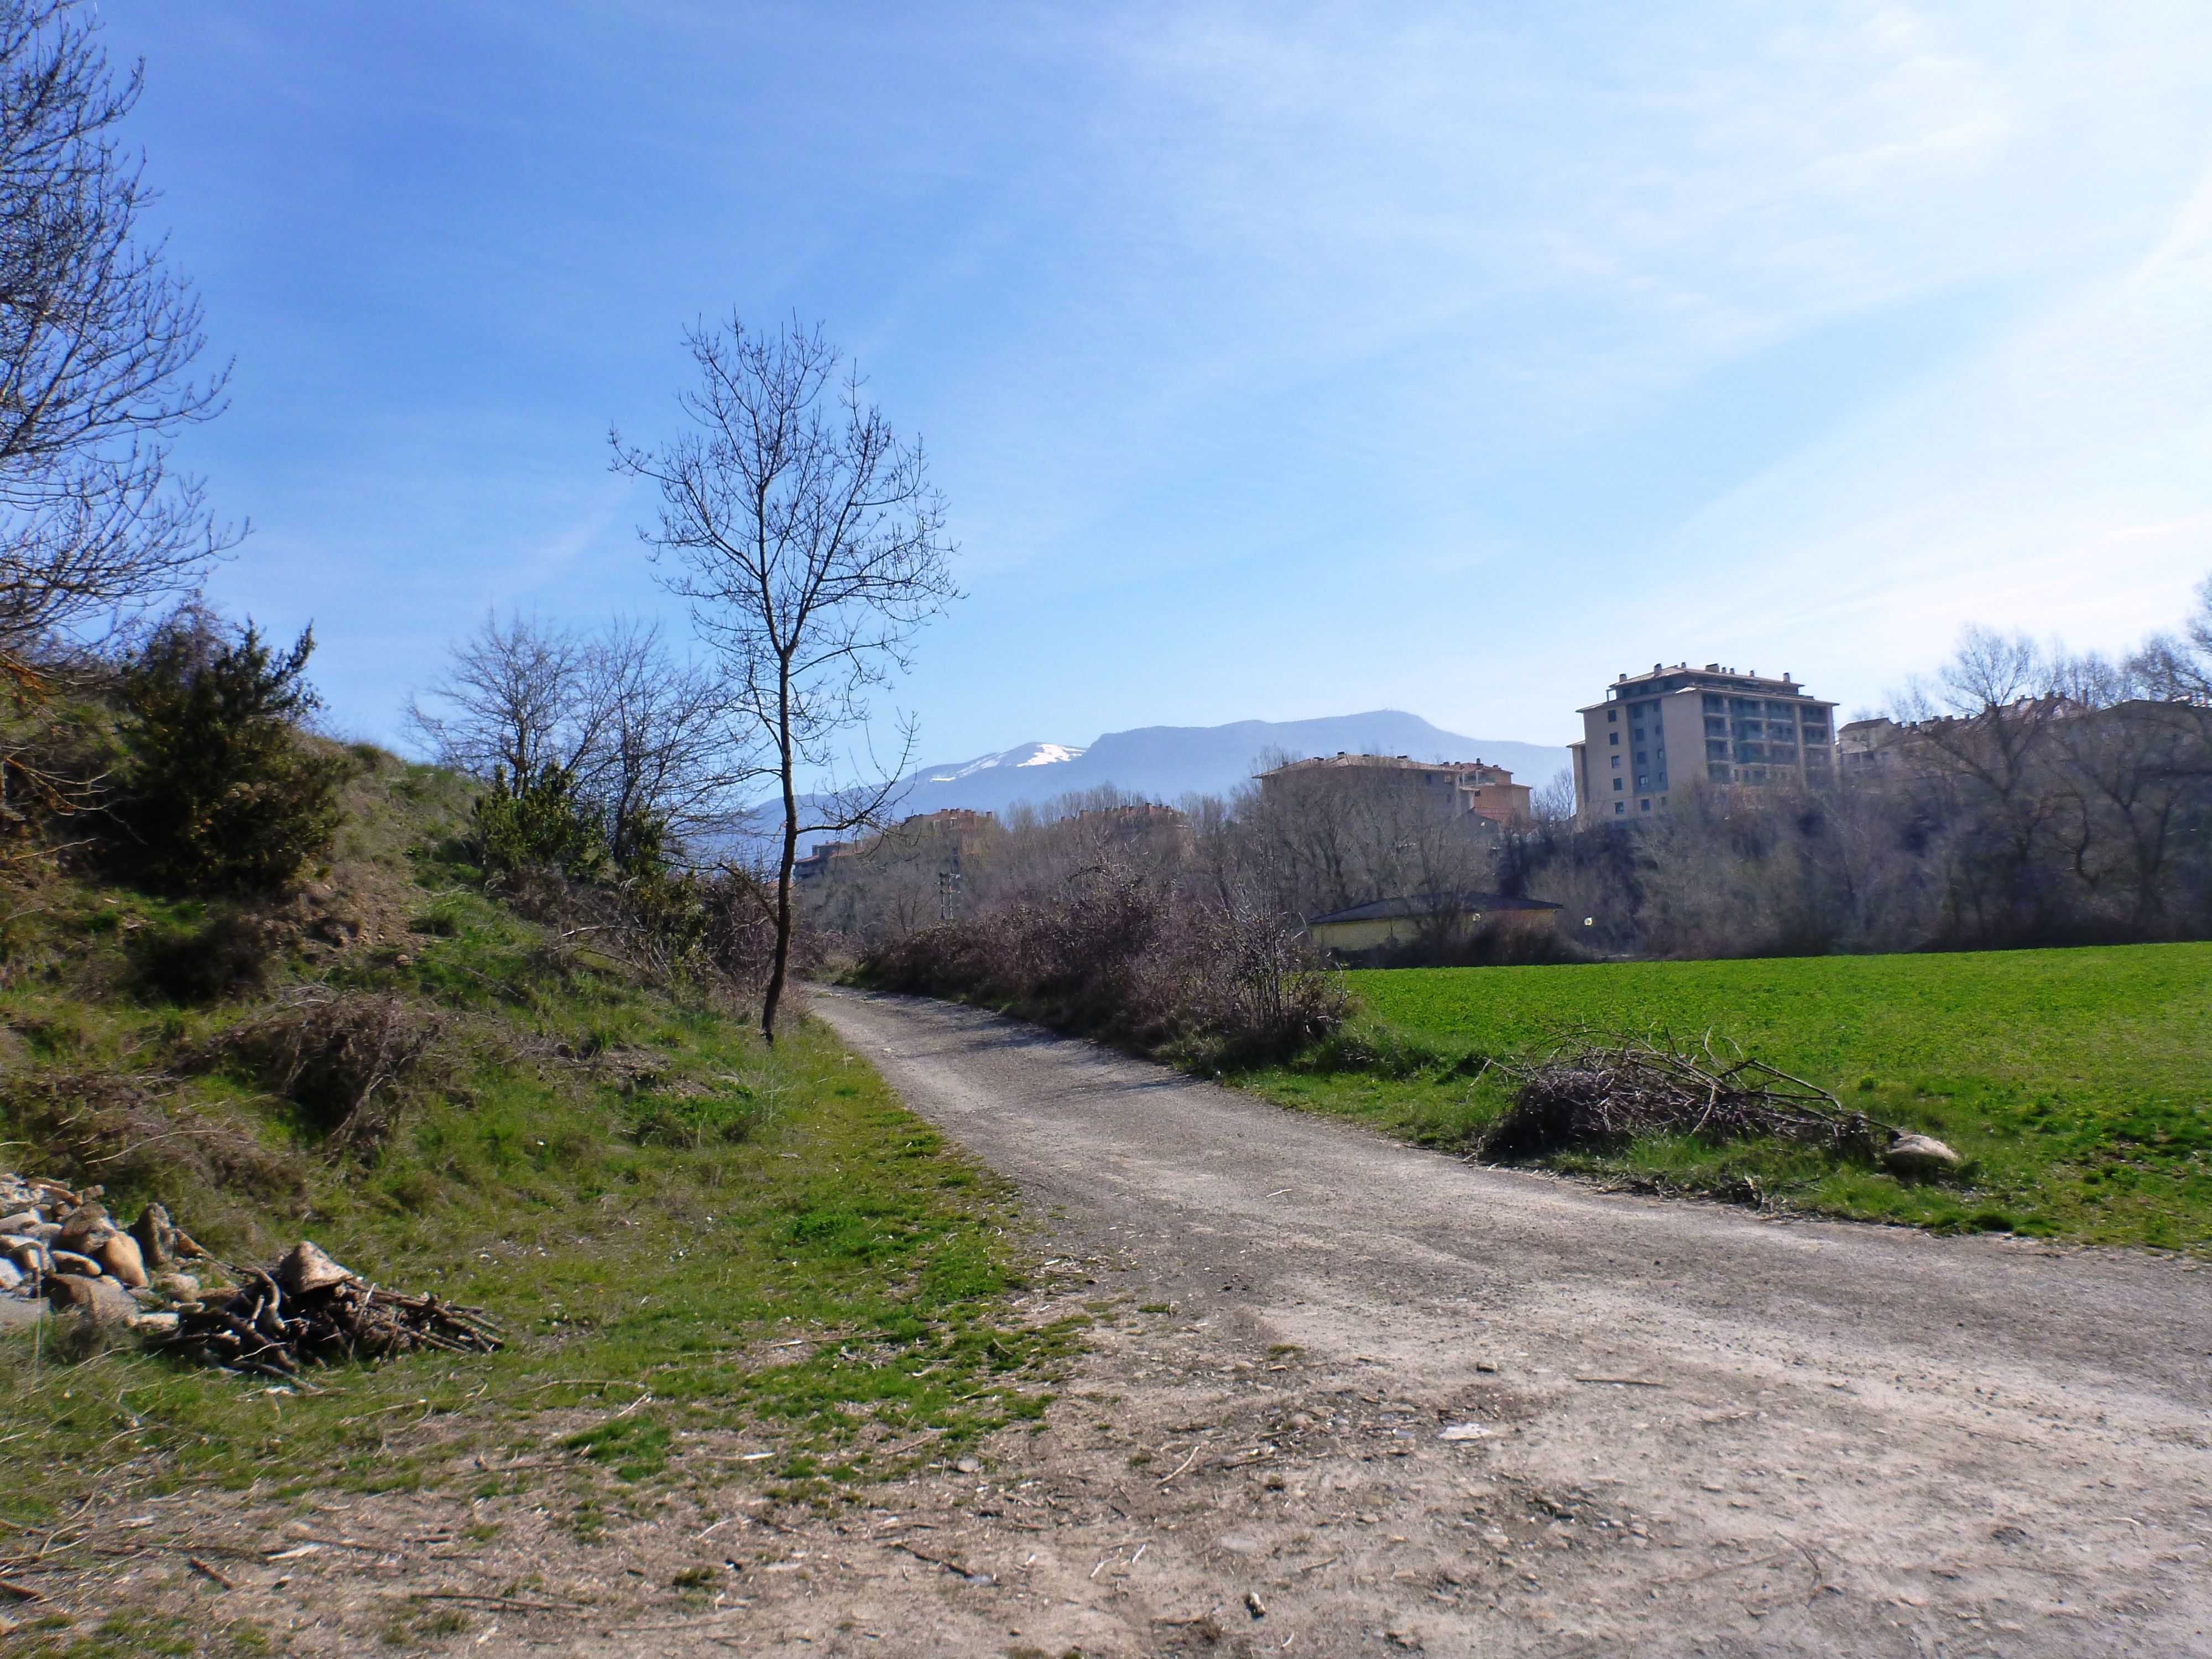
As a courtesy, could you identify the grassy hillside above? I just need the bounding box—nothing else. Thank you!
[0,753,1069,1584]
[1241,945,2212,1249]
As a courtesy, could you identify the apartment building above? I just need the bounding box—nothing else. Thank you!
[1570,662,1837,822]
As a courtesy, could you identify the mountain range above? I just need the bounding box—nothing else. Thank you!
[852,710,1571,830]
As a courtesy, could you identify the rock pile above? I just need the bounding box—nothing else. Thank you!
[1,1173,502,1371]
[1,1172,221,1333]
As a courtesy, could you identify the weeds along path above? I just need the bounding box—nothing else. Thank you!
[806,987,2212,1657]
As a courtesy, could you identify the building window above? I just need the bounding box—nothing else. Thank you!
[1611,754,1620,769]
[1614,801,1625,814]
[1640,799,1652,812]
[1613,778,1623,791]
[1708,763,1731,782]
[1703,694,1725,713]
[1636,774,1649,789]
[1706,739,1728,760]
[1704,716,1726,737]
[1635,749,1647,763]
[1608,709,1618,723]
[1609,732,1619,745]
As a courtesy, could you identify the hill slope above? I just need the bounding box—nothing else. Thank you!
[0,749,1065,1601]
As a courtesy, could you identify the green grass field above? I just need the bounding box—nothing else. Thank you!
[1241,943,2212,1249]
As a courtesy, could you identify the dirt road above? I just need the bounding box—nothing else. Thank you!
[789,988,2212,1657]
[57,990,2206,1657]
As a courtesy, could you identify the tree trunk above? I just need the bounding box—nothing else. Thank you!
[760,680,799,1046]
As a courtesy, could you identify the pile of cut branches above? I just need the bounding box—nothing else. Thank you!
[148,1241,501,1381]
[1475,1030,1896,1162]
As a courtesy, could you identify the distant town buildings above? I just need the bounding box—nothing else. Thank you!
[1254,753,1532,826]
[792,807,993,885]
[1570,663,1838,822]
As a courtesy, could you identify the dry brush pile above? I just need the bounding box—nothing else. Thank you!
[1474,1031,1964,1176]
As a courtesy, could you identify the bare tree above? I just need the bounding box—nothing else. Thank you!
[2133,574,2212,706]
[408,612,734,869]
[0,1,231,661]
[614,315,957,1041]
[405,612,602,785]
[580,618,731,867]
[1531,766,1576,824]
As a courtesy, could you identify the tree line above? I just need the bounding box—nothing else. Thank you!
[825,578,2212,1001]
[1508,587,2212,958]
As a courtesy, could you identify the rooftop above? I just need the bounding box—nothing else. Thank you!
[1577,661,1832,713]
[1256,752,1516,781]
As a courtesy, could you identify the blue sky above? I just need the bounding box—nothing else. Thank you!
[104,2,2212,763]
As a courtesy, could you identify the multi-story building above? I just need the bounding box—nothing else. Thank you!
[1570,662,1837,822]
[1255,753,1532,826]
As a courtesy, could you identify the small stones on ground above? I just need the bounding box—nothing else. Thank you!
[1438,1423,1489,1441]
[1245,1590,1267,1619]
[98,1230,149,1287]
[55,1201,114,1255]
[47,1271,139,1324]
[953,1457,984,1474]
[0,1171,498,1375]
[131,1202,179,1271]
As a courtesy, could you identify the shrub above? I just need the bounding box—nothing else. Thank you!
[857,862,1344,1066]
[130,906,293,1002]
[469,764,608,881]
[118,612,349,893]
[192,990,449,1154]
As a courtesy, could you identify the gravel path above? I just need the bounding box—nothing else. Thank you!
[39,990,2205,1657]
[799,987,2212,1657]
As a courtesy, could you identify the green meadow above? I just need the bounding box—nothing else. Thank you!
[1242,943,2212,1249]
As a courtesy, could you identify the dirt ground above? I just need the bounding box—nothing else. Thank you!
[13,989,2211,1657]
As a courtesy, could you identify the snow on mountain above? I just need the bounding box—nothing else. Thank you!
[1016,744,1083,768]
[920,742,1086,784]
[871,712,1570,828]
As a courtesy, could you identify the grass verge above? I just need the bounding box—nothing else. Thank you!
[1236,943,2212,1250]
[0,756,1074,1575]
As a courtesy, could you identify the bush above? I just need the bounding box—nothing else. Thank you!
[118,612,349,893]
[857,862,1345,1067]
[1345,917,1595,970]
[192,990,449,1153]
[129,906,293,1002]
[469,765,608,881]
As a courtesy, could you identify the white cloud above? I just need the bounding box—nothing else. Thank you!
[1646,151,2212,688]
